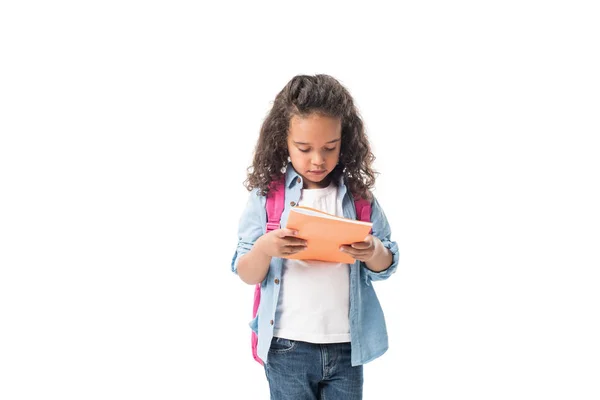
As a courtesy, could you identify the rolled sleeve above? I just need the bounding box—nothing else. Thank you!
[231,189,266,274]
[361,196,399,283]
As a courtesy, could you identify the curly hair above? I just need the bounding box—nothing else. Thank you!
[244,74,377,200]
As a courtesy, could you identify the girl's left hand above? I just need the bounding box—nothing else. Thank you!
[339,235,379,262]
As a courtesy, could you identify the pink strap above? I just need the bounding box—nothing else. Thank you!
[266,178,285,233]
[251,175,286,365]
[354,197,372,233]
[251,284,262,364]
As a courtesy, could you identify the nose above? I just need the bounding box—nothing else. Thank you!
[311,152,325,166]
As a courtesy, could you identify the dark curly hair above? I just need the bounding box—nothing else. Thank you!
[244,74,377,200]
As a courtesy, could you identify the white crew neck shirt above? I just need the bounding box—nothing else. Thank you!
[273,181,351,343]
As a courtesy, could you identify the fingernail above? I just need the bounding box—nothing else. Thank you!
[339,247,345,252]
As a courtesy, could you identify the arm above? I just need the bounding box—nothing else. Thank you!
[237,230,307,285]
[364,196,399,281]
[231,189,306,285]
[231,189,267,284]
[236,238,272,285]
[340,195,399,281]
[340,233,392,272]
[364,237,393,272]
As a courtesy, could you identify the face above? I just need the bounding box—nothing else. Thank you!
[287,113,342,189]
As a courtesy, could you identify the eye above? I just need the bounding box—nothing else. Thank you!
[298,147,335,153]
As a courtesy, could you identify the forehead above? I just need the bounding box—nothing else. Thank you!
[288,114,341,143]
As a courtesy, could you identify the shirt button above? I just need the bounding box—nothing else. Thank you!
[290,201,296,207]
[270,320,274,325]
[274,278,280,284]
[297,177,301,183]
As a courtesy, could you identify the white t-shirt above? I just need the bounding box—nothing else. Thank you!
[273,181,351,343]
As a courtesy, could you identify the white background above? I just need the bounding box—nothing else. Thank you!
[1,1,599,399]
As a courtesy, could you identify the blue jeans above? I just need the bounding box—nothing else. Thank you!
[264,337,363,399]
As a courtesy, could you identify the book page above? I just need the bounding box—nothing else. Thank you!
[290,206,372,226]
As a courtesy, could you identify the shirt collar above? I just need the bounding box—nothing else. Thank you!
[284,163,300,188]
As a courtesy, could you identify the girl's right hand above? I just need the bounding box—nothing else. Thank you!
[256,228,308,258]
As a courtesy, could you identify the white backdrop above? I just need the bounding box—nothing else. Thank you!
[1,1,599,399]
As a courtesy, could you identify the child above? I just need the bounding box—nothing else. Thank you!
[231,74,399,399]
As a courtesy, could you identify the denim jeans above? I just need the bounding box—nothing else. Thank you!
[264,337,363,400]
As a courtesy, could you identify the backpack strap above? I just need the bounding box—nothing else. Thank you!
[354,198,371,223]
[251,175,286,366]
[266,177,286,232]
[354,195,372,234]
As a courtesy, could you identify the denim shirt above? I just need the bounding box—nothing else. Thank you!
[231,165,399,366]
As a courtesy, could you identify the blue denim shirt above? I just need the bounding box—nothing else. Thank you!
[231,165,399,366]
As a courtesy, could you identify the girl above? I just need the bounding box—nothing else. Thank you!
[231,74,399,399]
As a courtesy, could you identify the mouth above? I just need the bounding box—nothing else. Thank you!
[308,170,327,176]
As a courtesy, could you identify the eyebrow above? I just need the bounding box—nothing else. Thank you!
[293,138,341,145]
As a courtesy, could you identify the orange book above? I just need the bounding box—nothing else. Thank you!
[284,206,373,264]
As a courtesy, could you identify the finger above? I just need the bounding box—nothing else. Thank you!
[285,244,307,251]
[347,251,368,259]
[282,246,307,254]
[284,243,308,250]
[282,245,307,255]
[340,246,370,258]
[340,245,366,252]
[339,247,360,261]
[282,237,308,246]
[350,242,371,250]
[278,228,299,238]
[290,246,307,254]
[340,246,359,256]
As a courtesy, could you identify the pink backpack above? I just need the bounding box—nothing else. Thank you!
[251,176,372,365]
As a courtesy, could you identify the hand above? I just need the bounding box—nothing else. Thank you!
[339,235,379,262]
[256,228,308,258]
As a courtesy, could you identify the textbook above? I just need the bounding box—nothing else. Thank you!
[284,206,373,264]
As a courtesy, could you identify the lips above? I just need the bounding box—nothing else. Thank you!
[309,170,326,174]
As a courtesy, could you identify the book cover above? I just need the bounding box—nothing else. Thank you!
[284,205,373,264]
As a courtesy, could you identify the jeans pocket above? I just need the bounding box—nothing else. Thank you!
[269,337,297,354]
